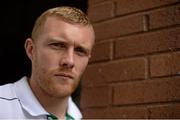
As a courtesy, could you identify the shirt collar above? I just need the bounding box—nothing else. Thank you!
[14,76,48,116]
[67,97,82,119]
[14,76,82,118]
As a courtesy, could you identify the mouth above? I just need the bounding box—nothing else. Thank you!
[54,73,74,80]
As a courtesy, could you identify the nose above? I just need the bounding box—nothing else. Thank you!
[60,49,74,69]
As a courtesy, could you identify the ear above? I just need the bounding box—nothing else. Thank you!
[24,38,34,61]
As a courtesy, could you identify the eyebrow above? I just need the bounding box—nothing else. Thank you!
[47,38,66,43]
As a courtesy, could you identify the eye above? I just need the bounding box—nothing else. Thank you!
[49,42,66,50]
[75,47,88,56]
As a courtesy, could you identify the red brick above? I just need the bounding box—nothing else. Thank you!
[80,86,111,108]
[150,52,180,77]
[107,106,148,119]
[115,27,180,58]
[82,106,148,119]
[94,15,143,41]
[82,107,108,118]
[82,64,106,87]
[104,58,146,82]
[86,1,180,117]
[176,31,180,48]
[88,0,107,5]
[149,104,180,118]
[113,77,180,105]
[149,5,180,29]
[88,1,114,22]
[82,58,146,86]
[90,41,112,62]
[116,0,179,15]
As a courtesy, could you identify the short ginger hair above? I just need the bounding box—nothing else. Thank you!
[31,6,92,40]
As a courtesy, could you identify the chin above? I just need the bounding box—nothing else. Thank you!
[50,85,75,97]
[42,78,78,97]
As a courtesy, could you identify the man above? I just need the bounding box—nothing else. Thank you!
[0,6,95,119]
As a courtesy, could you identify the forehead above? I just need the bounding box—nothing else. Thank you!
[40,16,95,48]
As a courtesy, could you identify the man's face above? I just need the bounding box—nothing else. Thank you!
[27,16,94,98]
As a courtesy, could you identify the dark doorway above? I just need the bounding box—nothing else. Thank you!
[0,0,87,107]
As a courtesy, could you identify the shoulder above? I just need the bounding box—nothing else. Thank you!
[0,83,23,118]
[0,83,17,99]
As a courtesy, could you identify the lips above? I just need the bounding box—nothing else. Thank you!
[54,73,74,80]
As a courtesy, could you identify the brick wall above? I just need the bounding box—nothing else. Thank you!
[80,0,180,119]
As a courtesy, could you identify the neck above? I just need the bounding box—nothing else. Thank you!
[29,78,68,119]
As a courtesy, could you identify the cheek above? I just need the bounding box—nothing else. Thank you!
[38,51,60,69]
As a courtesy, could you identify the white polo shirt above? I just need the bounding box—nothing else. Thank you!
[0,76,82,119]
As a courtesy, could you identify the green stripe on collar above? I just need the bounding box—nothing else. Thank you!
[47,114,58,120]
[47,113,74,120]
[66,113,74,120]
